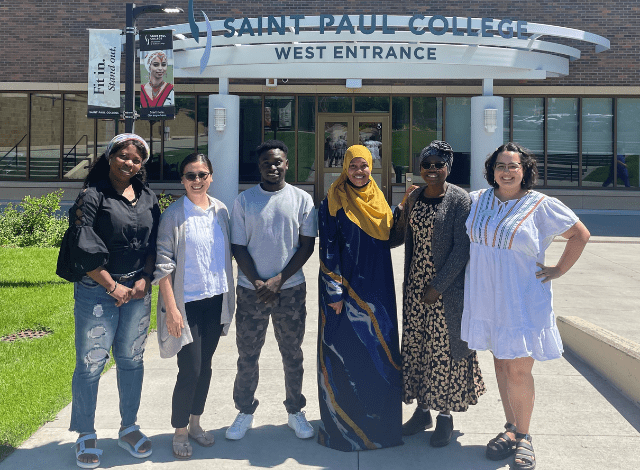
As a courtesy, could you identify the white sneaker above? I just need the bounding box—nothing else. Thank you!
[225,412,254,440]
[288,411,315,439]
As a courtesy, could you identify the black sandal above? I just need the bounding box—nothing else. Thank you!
[485,422,516,461]
[514,432,536,470]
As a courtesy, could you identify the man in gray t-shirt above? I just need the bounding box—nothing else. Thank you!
[226,140,318,442]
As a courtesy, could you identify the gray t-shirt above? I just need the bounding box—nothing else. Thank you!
[230,183,318,290]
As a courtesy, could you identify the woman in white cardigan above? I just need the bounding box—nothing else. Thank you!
[153,153,235,459]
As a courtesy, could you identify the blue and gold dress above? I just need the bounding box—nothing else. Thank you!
[317,198,403,452]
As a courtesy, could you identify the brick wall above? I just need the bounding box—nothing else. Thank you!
[0,0,637,87]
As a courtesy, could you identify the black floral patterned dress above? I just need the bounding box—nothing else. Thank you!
[402,194,486,412]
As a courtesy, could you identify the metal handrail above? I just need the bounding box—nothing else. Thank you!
[0,134,27,173]
[63,134,89,170]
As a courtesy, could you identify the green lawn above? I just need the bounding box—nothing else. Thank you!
[0,248,158,462]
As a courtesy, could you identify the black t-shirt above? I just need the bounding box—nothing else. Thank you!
[68,178,160,275]
[417,190,444,207]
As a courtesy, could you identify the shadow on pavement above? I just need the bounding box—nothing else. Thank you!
[563,350,640,433]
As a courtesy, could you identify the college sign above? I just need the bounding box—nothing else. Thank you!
[221,15,529,39]
[155,14,609,80]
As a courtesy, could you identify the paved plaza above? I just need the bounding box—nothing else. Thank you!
[2,228,640,469]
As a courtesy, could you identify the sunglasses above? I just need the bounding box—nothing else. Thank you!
[183,171,210,181]
[421,161,447,170]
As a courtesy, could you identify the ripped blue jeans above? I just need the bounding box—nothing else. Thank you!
[69,276,151,434]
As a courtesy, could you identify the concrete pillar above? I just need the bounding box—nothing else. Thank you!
[208,94,239,211]
[219,77,229,95]
[470,95,504,191]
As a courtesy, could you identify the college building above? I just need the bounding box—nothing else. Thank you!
[1,1,638,209]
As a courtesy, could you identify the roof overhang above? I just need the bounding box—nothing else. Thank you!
[149,14,610,81]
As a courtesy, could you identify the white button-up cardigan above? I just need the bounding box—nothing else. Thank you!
[152,195,235,358]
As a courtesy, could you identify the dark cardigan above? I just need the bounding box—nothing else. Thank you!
[389,183,472,361]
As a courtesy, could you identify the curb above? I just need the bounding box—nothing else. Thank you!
[557,315,640,408]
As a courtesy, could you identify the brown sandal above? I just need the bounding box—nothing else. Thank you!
[188,429,215,447]
[172,435,192,459]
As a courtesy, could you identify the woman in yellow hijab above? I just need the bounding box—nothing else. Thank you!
[317,145,403,451]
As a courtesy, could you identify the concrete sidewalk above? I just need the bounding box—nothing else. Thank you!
[3,238,640,469]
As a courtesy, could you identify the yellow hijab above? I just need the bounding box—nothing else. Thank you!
[327,145,393,241]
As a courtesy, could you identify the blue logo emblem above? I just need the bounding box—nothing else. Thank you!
[188,0,212,74]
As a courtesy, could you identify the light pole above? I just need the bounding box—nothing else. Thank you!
[124,3,183,133]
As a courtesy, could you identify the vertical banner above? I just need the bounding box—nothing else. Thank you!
[139,30,175,119]
[87,29,121,119]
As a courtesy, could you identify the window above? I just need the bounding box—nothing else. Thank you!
[615,98,640,188]
[30,94,62,179]
[63,94,93,180]
[391,96,410,183]
[355,96,389,113]
[197,95,209,156]
[297,96,315,183]
[581,98,613,187]
[239,96,263,182]
[513,98,544,181]
[547,98,578,186]
[445,97,470,185]
[503,97,511,144]
[264,96,296,182]
[0,93,28,179]
[412,97,442,176]
[318,96,351,113]
[162,95,196,181]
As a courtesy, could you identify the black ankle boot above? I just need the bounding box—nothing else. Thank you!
[402,408,433,436]
[430,414,453,447]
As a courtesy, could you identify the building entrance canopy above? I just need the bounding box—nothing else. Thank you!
[159,15,609,80]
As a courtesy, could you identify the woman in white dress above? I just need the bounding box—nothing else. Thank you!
[461,142,590,470]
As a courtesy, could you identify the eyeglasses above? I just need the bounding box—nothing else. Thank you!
[183,171,210,181]
[494,163,522,173]
[421,161,447,170]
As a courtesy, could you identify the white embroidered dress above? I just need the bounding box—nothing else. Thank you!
[461,189,579,361]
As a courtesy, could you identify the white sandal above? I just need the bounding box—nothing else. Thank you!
[74,433,102,469]
[117,424,152,458]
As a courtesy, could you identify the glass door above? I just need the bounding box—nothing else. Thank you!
[356,116,390,201]
[317,114,390,204]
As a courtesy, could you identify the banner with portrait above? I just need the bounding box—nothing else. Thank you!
[87,29,121,119]
[139,30,175,120]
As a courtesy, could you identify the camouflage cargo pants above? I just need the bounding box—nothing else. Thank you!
[233,283,307,414]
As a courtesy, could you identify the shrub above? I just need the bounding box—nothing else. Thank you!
[0,190,68,248]
[158,192,174,213]
[0,204,21,246]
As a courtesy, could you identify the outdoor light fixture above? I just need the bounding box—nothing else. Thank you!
[346,79,362,89]
[124,3,184,133]
[214,108,227,131]
[266,78,278,87]
[484,108,498,133]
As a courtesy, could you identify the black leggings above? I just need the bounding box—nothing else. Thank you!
[171,294,223,428]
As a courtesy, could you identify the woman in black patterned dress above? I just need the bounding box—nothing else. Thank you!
[389,141,485,447]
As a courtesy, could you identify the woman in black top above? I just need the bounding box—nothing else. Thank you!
[61,134,160,469]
